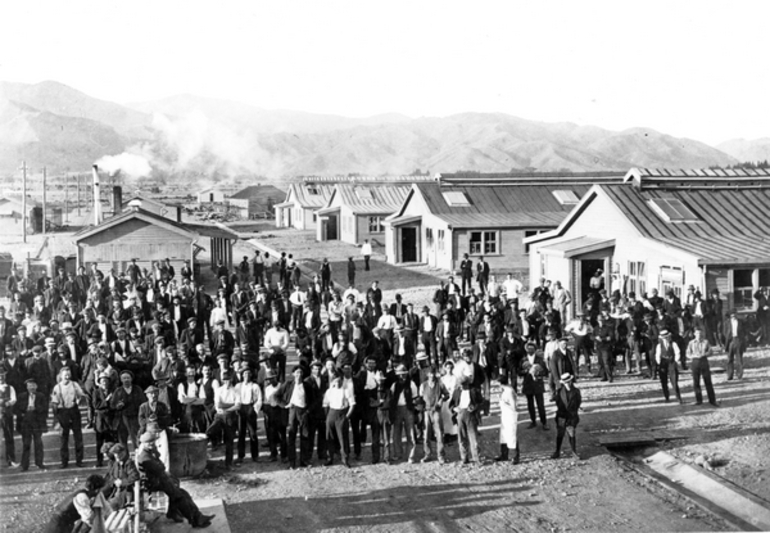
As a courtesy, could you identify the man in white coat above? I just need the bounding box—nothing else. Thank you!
[495,373,520,464]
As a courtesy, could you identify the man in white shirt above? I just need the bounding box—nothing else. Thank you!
[0,369,18,467]
[50,366,87,468]
[262,369,288,462]
[237,367,263,464]
[390,364,419,464]
[655,329,682,404]
[361,239,373,271]
[264,321,290,381]
[502,273,524,312]
[281,366,312,468]
[206,371,241,469]
[178,368,206,433]
[323,371,355,467]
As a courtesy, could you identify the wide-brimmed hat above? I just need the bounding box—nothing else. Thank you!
[395,364,409,375]
[561,373,574,383]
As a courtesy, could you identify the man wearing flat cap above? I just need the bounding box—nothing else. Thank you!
[110,370,145,449]
[102,443,140,508]
[136,431,215,528]
[551,373,581,460]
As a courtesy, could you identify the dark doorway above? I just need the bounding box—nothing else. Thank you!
[580,259,605,304]
[326,215,338,241]
[401,227,417,262]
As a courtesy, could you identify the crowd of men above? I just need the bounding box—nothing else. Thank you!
[0,253,757,483]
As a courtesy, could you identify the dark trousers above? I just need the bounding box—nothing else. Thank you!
[526,393,547,425]
[264,406,287,459]
[207,412,237,466]
[691,357,717,405]
[237,405,259,461]
[2,413,15,464]
[321,276,331,292]
[181,404,206,434]
[597,345,613,382]
[461,274,472,296]
[421,332,438,366]
[116,415,140,450]
[95,429,113,466]
[308,415,327,460]
[21,426,44,470]
[364,256,370,271]
[326,408,350,463]
[287,406,311,465]
[659,358,681,401]
[574,335,592,372]
[57,406,84,466]
[727,342,744,380]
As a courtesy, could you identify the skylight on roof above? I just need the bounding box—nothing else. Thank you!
[355,188,374,201]
[552,190,579,205]
[649,198,699,223]
[442,191,470,206]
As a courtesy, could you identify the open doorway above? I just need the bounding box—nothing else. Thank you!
[580,259,605,304]
[401,227,418,262]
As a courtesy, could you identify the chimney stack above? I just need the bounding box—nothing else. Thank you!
[112,186,123,216]
[92,165,102,225]
[176,206,182,223]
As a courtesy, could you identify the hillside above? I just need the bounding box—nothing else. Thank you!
[716,138,770,163]
[0,80,740,178]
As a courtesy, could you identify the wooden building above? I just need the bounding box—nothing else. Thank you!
[73,206,238,275]
[275,182,335,230]
[316,184,410,245]
[526,167,770,316]
[121,193,181,221]
[0,195,38,236]
[228,184,286,219]
[384,173,625,273]
[196,188,226,204]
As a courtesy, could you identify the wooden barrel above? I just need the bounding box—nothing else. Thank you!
[168,433,208,478]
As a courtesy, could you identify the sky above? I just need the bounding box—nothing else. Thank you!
[1,0,769,145]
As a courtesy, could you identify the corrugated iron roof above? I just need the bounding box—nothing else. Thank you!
[333,184,411,215]
[291,183,336,208]
[416,182,590,228]
[602,183,770,264]
[438,171,626,186]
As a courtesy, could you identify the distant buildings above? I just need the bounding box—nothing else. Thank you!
[526,167,770,316]
[228,184,286,219]
[197,188,226,204]
[275,182,335,230]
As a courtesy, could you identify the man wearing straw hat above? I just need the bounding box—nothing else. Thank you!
[551,373,581,460]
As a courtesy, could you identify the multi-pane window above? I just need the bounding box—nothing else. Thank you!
[438,229,445,251]
[368,216,384,233]
[628,261,647,296]
[470,231,498,255]
[734,269,754,309]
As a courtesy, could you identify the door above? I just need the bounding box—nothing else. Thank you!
[326,215,338,240]
[580,258,605,304]
[401,227,417,262]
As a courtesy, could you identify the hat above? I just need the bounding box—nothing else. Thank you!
[558,336,570,342]
[216,353,229,361]
[310,360,323,369]
[422,306,430,313]
[62,322,73,330]
[119,370,134,379]
[525,340,537,348]
[187,317,197,324]
[57,344,68,354]
[25,378,37,385]
[109,443,126,455]
[659,329,671,337]
[144,385,159,394]
[139,432,157,444]
[116,326,126,333]
[395,364,409,375]
[688,285,695,290]
[416,351,428,361]
[560,373,574,383]
[32,345,42,354]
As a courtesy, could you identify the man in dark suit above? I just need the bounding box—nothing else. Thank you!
[304,360,328,461]
[460,253,474,296]
[724,310,746,380]
[0,306,16,351]
[279,365,315,467]
[476,256,490,296]
[389,294,407,326]
[15,378,48,470]
[419,306,438,365]
[551,373,582,460]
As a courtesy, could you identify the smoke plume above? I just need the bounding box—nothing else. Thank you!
[95,152,152,177]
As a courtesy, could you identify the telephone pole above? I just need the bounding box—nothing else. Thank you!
[64,170,69,223]
[42,166,47,235]
[20,161,27,243]
[77,172,81,216]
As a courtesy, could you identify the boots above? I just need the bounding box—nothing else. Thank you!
[494,444,509,462]
[551,434,564,459]
[512,444,520,465]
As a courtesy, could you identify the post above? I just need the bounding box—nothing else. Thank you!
[42,166,46,235]
[64,171,69,223]
[20,160,27,243]
[77,173,81,216]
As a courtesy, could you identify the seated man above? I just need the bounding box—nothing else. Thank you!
[135,432,214,528]
[44,474,106,533]
[102,443,140,508]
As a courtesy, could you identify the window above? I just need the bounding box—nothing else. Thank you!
[368,216,384,233]
[442,191,470,206]
[649,198,699,223]
[470,231,499,255]
[426,228,434,246]
[312,213,317,222]
[438,229,445,252]
[524,229,544,254]
[628,261,647,296]
[659,265,684,298]
[355,188,374,201]
[552,190,579,205]
[734,268,754,309]
[307,185,319,195]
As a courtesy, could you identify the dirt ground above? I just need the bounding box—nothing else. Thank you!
[1,229,769,532]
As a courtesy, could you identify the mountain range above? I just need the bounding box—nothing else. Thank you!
[0,80,763,179]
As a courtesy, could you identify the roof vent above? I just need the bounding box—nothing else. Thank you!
[552,190,579,205]
[128,199,142,212]
[442,191,470,206]
[648,198,699,223]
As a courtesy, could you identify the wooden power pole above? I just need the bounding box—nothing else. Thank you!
[20,160,27,243]
[42,166,47,235]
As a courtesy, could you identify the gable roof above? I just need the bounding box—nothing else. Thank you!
[229,184,286,201]
[413,181,593,229]
[289,183,336,208]
[327,184,411,215]
[531,174,770,265]
[122,192,169,210]
[438,171,626,186]
[0,195,40,208]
